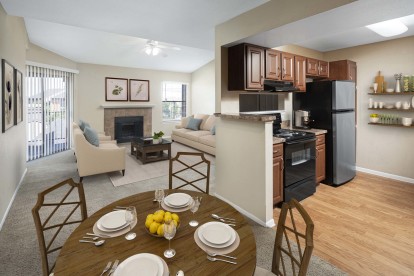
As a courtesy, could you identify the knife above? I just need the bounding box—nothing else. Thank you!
[108,259,119,276]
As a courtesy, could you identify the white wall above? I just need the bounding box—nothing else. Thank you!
[75,63,191,137]
[0,5,28,229]
[191,60,215,115]
[325,36,414,180]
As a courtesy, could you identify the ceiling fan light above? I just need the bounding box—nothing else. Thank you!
[145,46,152,55]
[366,19,408,37]
[152,47,160,56]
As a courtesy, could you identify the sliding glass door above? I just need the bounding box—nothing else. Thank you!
[26,65,74,161]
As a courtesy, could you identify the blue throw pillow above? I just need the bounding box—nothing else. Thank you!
[186,118,202,130]
[79,120,90,131]
[210,125,216,135]
[83,126,99,147]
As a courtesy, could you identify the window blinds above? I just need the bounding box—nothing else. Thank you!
[26,65,74,161]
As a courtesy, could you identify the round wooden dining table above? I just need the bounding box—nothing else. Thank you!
[54,190,256,275]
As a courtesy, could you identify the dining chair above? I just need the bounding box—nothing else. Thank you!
[254,198,314,276]
[169,152,211,194]
[32,178,88,276]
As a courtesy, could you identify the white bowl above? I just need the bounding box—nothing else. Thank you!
[386,88,394,93]
[369,117,379,123]
[402,117,412,126]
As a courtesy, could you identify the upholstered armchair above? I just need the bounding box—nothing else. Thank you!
[73,128,125,181]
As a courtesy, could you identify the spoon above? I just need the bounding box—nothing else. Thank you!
[211,214,236,222]
[79,240,105,246]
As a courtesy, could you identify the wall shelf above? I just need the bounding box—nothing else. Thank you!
[368,122,414,128]
[368,92,414,95]
[368,108,413,112]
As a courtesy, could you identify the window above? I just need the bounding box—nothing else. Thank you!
[162,82,187,121]
[26,65,74,161]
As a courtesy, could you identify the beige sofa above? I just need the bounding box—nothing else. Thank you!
[73,127,126,181]
[171,114,216,156]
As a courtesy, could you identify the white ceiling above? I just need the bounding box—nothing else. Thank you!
[1,0,414,73]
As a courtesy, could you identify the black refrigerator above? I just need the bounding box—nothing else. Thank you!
[293,80,356,186]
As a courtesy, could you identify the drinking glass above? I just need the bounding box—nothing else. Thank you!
[155,189,165,209]
[189,197,200,227]
[163,220,177,258]
[125,206,137,240]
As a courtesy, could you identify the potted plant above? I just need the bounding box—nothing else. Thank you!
[152,131,164,144]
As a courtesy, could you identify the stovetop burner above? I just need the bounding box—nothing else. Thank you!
[273,129,315,141]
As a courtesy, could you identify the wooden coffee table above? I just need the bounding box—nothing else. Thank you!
[131,137,172,164]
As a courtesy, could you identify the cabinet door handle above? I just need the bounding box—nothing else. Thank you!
[281,158,284,170]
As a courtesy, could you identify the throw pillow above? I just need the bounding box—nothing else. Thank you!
[79,120,90,131]
[181,115,194,128]
[194,114,209,130]
[202,115,216,131]
[210,125,216,135]
[186,118,202,131]
[83,126,99,147]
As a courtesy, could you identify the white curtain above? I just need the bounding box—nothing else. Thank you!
[26,65,74,161]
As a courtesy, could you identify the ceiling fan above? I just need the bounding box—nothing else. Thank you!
[144,40,181,56]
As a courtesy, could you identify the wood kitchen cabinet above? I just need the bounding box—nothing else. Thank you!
[315,134,326,184]
[273,143,284,205]
[294,55,307,92]
[228,43,265,91]
[306,58,329,78]
[281,52,294,81]
[329,60,357,82]
[265,49,282,80]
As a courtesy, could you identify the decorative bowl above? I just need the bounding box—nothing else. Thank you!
[386,88,394,93]
[369,117,379,123]
[384,104,394,109]
[402,117,412,126]
[144,221,180,238]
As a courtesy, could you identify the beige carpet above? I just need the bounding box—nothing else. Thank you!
[108,142,215,187]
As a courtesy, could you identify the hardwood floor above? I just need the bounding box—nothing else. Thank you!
[273,172,414,276]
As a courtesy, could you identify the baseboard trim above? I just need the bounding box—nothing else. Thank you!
[0,168,27,231]
[356,166,414,184]
[214,193,275,228]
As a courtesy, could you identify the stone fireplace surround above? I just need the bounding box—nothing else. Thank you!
[103,106,153,140]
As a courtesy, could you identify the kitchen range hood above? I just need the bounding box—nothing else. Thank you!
[263,79,299,92]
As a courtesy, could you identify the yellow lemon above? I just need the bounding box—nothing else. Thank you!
[155,210,165,217]
[146,214,154,220]
[145,218,153,228]
[172,220,178,227]
[157,224,165,236]
[164,214,172,223]
[165,211,172,217]
[171,213,180,223]
[154,214,163,223]
[149,221,159,234]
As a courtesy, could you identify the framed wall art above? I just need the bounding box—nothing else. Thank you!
[129,79,150,102]
[105,77,128,101]
[2,59,15,132]
[14,69,23,124]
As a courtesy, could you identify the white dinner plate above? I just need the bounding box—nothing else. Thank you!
[198,222,236,248]
[97,219,129,232]
[98,210,128,230]
[113,253,164,276]
[164,193,191,207]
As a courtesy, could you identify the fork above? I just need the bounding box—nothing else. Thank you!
[99,261,111,276]
[82,236,99,241]
[207,251,237,260]
[207,255,237,265]
[108,259,119,276]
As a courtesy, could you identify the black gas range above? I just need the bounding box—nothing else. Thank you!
[271,113,316,203]
[273,129,315,142]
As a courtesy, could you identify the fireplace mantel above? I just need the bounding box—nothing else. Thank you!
[100,103,155,109]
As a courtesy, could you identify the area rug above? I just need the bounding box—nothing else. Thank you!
[108,142,215,187]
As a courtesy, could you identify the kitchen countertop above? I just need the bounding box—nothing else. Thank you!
[273,137,285,144]
[215,113,276,122]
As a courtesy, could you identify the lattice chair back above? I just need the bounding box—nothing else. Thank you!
[32,178,87,276]
[169,152,211,194]
[272,198,314,276]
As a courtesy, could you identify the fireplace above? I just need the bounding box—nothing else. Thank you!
[114,116,143,143]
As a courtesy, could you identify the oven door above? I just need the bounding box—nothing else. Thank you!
[284,138,316,187]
